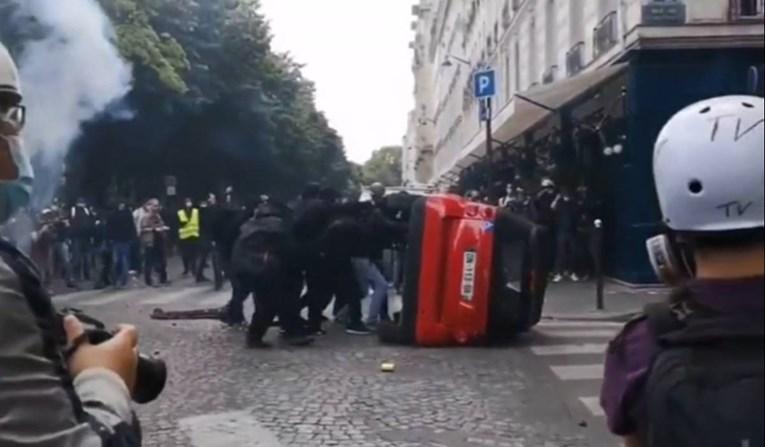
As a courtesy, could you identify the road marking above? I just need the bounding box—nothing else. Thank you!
[550,364,605,381]
[537,329,619,339]
[537,320,624,328]
[195,292,230,308]
[142,289,203,306]
[579,396,606,417]
[71,290,137,307]
[53,290,105,305]
[179,411,283,447]
[531,343,608,356]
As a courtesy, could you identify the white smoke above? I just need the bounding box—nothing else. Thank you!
[12,0,133,205]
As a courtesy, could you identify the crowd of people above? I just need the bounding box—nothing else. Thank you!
[221,182,410,348]
[496,178,600,283]
[2,195,218,292]
[0,177,412,352]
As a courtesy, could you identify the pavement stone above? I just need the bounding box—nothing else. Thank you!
[58,274,615,447]
[109,311,594,446]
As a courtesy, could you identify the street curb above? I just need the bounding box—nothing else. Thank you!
[541,311,641,323]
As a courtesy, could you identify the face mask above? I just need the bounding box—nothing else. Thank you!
[0,134,34,223]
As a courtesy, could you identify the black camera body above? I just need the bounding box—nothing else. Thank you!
[57,309,167,404]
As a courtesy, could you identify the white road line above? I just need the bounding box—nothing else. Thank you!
[537,320,624,328]
[579,396,606,417]
[537,329,619,338]
[141,289,202,306]
[550,364,605,381]
[531,343,608,356]
[72,291,138,307]
[53,291,104,305]
[195,293,229,308]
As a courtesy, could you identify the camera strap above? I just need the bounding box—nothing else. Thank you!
[0,238,88,420]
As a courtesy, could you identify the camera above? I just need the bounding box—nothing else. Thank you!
[56,309,167,404]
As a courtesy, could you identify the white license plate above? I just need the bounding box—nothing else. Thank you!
[461,250,477,301]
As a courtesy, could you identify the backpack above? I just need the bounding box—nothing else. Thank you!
[231,216,290,280]
[637,298,764,447]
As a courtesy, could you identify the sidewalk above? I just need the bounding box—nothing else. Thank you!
[542,279,669,322]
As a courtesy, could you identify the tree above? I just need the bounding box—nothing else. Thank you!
[2,0,356,204]
[361,146,403,187]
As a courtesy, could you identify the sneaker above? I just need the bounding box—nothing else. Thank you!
[552,274,564,283]
[345,322,373,335]
[570,273,581,282]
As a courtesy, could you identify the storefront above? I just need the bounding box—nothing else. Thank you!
[461,46,763,284]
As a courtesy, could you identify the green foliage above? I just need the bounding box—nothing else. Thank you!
[97,0,190,94]
[3,0,355,202]
[361,146,403,187]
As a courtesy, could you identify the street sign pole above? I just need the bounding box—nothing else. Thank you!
[485,98,494,203]
[474,70,497,203]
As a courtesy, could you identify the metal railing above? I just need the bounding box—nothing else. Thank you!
[566,42,585,77]
[594,11,619,59]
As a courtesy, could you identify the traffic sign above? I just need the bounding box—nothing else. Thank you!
[474,70,496,99]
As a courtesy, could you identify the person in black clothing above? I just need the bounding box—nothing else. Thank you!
[92,209,113,290]
[69,198,94,283]
[195,194,219,284]
[107,201,138,288]
[231,202,313,348]
[551,187,579,282]
[294,184,372,336]
[51,205,76,288]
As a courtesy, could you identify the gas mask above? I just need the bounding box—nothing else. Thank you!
[646,232,695,285]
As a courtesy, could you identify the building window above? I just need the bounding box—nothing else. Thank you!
[514,40,521,92]
[545,0,557,71]
[739,0,764,16]
[569,0,584,50]
[529,18,538,88]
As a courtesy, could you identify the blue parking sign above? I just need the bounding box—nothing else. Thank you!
[474,70,496,99]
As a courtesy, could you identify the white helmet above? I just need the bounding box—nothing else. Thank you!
[653,95,764,233]
[0,42,22,101]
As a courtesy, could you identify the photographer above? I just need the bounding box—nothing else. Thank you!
[0,41,142,446]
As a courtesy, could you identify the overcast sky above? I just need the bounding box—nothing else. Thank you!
[259,0,416,164]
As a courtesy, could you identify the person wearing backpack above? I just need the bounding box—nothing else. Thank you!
[231,202,313,348]
[601,95,764,447]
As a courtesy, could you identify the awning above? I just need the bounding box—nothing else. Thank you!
[437,62,629,182]
[494,63,629,144]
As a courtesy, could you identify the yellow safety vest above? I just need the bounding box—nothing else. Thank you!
[177,208,200,240]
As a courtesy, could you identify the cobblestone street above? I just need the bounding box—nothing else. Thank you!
[54,283,621,447]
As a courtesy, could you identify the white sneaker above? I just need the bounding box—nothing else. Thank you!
[570,273,581,282]
[552,274,564,283]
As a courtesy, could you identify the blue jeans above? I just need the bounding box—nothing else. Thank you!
[353,258,389,323]
[112,242,131,287]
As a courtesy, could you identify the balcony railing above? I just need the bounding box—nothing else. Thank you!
[543,65,558,85]
[730,0,765,20]
[594,11,619,59]
[566,42,585,77]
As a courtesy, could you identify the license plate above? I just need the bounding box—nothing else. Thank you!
[461,250,477,301]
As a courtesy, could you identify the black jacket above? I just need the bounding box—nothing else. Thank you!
[107,209,137,243]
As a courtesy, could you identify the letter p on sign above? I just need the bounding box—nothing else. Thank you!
[474,70,496,99]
